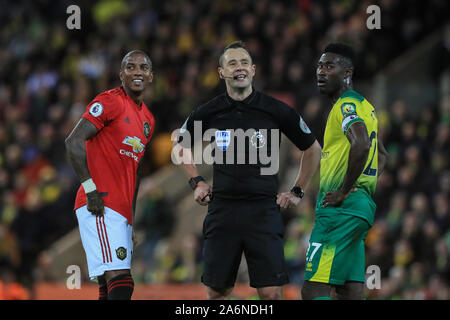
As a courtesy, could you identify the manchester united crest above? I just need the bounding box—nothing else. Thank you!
[143,122,151,139]
[116,247,127,260]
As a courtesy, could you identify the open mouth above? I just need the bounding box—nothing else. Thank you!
[317,79,327,87]
[132,79,143,85]
[233,74,247,80]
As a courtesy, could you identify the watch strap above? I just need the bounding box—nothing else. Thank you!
[189,176,205,190]
[290,186,305,198]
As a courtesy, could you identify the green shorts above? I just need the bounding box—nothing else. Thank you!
[304,213,371,285]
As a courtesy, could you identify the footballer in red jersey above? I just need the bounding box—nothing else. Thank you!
[65,50,155,300]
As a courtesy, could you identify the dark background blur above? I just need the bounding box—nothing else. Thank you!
[0,0,449,299]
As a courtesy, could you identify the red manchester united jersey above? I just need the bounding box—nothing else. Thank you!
[74,87,155,225]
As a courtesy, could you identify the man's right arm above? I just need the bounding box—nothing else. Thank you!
[173,141,212,206]
[65,118,98,181]
[174,110,212,206]
[65,118,104,216]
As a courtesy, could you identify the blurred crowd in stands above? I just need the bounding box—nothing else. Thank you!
[0,0,448,299]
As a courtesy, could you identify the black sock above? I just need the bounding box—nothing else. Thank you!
[107,274,134,300]
[98,277,108,300]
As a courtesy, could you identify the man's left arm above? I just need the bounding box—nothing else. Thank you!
[322,122,370,207]
[277,140,322,209]
[276,103,322,209]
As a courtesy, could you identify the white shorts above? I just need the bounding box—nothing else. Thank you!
[76,206,133,279]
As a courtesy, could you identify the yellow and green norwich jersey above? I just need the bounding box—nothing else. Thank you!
[316,89,378,225]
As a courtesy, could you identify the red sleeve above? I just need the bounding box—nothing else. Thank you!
[82,93,123,131]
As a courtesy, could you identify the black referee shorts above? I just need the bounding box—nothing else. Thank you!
[201,197,289,289]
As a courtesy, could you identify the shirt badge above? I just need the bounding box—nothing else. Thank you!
[299,116,311,134]
[341,102,357,116]
[250,130,266,149]
[215,130,231,151]
[143,122,151,139]
[89,102,103,117]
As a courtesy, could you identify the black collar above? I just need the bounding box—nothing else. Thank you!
[225,87,258,106]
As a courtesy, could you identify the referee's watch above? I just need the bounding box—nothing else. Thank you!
[290,186,305,198]
[188,176,205,190]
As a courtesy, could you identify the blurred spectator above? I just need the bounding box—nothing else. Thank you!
[134,186,175,280]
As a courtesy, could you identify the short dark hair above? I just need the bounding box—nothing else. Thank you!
[121,50,152,70]
[323,43,355,68]
[219,41,252,67]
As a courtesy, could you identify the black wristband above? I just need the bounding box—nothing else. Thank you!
[290,186,305,198]
[188,176,205,190]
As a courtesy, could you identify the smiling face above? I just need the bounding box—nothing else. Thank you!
[119,53,153,96]
[218,47,256,90]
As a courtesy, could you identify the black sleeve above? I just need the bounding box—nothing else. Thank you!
[177,108,204,148]
[278,103,316,151]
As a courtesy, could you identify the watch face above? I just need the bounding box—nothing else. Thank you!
[291,187,304,198]
[189,179,196,189]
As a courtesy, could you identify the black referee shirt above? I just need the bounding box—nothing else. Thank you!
[178,88,316,200]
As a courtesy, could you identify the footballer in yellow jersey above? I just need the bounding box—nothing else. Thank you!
[317,89,379,225]
[302,43,388,300]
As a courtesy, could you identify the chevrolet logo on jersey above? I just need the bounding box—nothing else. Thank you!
[122,136,145,153]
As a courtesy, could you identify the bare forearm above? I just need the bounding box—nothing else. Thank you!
[294,140,321,189]
[340,143,369,193]
[65,137,91,183]
[182,163,200,179]
[65,119,98,184]
[177,145,200,178]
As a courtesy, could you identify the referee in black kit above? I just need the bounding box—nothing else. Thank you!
[174,41,321,300]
